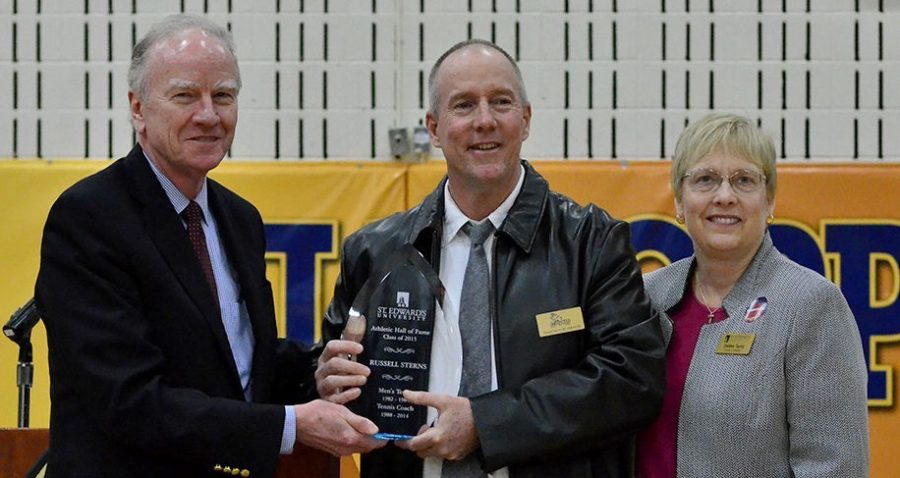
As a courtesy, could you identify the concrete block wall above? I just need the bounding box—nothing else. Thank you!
[2,0,898,161]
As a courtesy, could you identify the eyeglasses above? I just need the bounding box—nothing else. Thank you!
[682,168,767,194]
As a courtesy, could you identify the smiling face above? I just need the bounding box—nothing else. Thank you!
[425,45,531,196]
[676,151,775,263]
[129,28,239,198]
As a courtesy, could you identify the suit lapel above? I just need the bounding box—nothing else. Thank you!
[121,148,243,394]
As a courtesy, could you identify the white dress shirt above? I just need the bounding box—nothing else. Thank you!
[422,165,524,478]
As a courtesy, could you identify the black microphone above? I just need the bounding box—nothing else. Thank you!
[5,297,40,427]
[4,297,40,348]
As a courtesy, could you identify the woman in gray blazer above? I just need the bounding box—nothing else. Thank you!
[635,113,869,478]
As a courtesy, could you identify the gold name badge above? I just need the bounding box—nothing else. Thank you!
[715,333,756,355]
[535,307,586,338]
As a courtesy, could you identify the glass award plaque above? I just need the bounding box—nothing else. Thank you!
[347,245,444,440]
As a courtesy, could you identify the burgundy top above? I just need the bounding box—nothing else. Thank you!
[635,284,727,478]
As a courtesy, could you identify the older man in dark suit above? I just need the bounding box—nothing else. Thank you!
[35,14,382,478]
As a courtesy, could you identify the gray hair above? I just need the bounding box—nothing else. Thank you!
[427,39,528,116]
[128,14,240,100]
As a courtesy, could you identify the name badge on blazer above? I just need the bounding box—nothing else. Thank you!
[535,306,585,337]
[715,333,755,355]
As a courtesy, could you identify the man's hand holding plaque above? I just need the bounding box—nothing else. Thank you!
[316,338,369,405]
[316,313,370,404]
[395,390,479,461]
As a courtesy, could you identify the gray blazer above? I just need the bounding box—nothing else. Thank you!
[644,233,869,478]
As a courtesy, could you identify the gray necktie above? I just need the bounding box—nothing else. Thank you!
[442,220,494,478]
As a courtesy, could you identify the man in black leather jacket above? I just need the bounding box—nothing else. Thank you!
[315,39,665,478]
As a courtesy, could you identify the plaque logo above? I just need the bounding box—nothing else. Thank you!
[396,291,410,308]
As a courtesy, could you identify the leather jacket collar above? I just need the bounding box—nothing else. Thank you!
[406,160,549,254]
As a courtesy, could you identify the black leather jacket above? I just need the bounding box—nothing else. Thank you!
[323,161,665,478]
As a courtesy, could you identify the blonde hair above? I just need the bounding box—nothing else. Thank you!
[671,113,777,201]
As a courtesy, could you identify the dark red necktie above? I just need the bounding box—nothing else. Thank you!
[181,201,219,307]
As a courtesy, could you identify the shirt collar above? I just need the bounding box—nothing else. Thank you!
[143,150,211,222]
[442,164,525,246]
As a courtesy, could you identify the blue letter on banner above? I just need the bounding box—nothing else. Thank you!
[265,222,338,344]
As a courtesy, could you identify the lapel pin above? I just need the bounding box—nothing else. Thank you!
[744,297,768,323]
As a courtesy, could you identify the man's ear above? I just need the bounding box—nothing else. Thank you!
[425,111,441,148]
[520,103,532,141]
[129,91,145,135]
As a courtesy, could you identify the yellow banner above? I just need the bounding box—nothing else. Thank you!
[1,159,897,476]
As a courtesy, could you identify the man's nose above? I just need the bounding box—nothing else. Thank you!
[193,95,219,125]
[472,100,497,129]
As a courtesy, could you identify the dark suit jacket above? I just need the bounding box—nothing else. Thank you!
[35,146,315,478]
[323,162,665,478]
